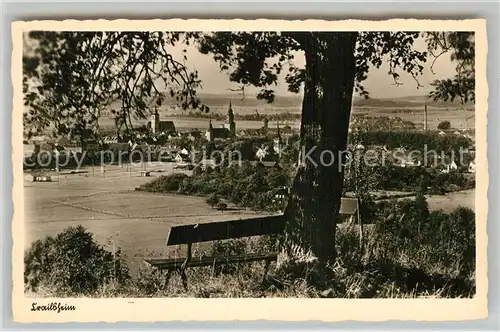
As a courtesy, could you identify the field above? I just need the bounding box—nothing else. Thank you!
[24,163,273,273]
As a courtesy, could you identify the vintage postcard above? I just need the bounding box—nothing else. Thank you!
[12,18,488,323]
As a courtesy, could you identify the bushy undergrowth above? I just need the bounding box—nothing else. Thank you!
[137,163,292,212]
[24,225,130,296]
[137,162,474,216]
[355,130,473,152]
[25,200,475,298]
[378,166,475,193]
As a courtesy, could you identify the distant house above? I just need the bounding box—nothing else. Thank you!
[24,174,36,182]
[188,131,202,141]
[273,137,283,154]
[238,130,249,137]
[84,139,99,152]
[355,144,365,150]
[394,147,407,154]
[259,161,281,169]
[103,136,118,144]
[229,160,281,169]
[400,157,421,168]
[255,146,269,161]
[338,197,361,224]
[267,191,360,224]
[468,160,476,173]
[273,186,289,199]
[175,152,192,165]
[269,186,290,207]
[147,109,176,134]
[158,147,177,161]
[205,120,230,141]
[442,160,458,174]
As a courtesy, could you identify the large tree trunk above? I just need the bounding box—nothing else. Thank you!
[278,32,358,271]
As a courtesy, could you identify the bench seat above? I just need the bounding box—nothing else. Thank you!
[145,252,278,270]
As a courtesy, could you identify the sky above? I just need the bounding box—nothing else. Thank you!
[169,36,458,99]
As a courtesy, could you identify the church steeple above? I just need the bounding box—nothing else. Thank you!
[206,118,214,142]
[225,101,236,137]
[273,120,283,156]
[227,101,234,124]
[151,107,160,134]
[276,121,282,142]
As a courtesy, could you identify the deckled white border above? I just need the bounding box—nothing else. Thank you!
[11,19,488,323]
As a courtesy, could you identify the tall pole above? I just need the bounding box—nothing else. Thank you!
[424,104,428,131]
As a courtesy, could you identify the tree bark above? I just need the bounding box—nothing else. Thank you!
[278,32,358,269]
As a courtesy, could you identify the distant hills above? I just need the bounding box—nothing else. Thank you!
[193,92,472,109]
[352,95,473,108]
[105,92,473,115]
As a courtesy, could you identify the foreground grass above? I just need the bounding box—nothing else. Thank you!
[25,214,475,299]
[27,257,474,299]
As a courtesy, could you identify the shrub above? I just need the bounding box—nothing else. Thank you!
[216,202,228,211]
[206,193,220,209]
[24,226,130,295]
[371,200,475,280]
[378,166,474,193]
[138,161,294,213]
[354,130,472,152]
[138,173,188,192]
[437,121,451,130]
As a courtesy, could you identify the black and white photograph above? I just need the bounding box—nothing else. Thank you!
[12,18,488,322]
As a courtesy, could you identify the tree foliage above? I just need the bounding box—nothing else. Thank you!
[437,120,452,130]
[199,32,430,102]
[426,32,475,104]
[23,31,206,143]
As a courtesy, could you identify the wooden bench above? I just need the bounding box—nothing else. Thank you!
[143,197,361,289]
[144,215,285,289]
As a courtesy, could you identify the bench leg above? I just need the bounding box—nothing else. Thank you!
[262,260,272,283]
[161,269,173,290]
[179,268,188,291]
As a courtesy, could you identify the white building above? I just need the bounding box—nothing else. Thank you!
[255,146,269,161]
[442,160,458,173]
[468,160,476,173]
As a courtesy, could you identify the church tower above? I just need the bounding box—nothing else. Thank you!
[273,121,283,155]
[205,119,214,142]
[151,108,160,134]
[225,101,236,137]
[262,117,269,135]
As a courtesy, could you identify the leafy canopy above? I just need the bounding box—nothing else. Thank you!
[23,31,475,143]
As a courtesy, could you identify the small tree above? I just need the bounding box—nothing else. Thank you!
[437,120,451,130]
[216,202,228,211]
[206,193,220,209]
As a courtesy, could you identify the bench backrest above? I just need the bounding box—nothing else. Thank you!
[167,215,285,246]
[166,198,361,246]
